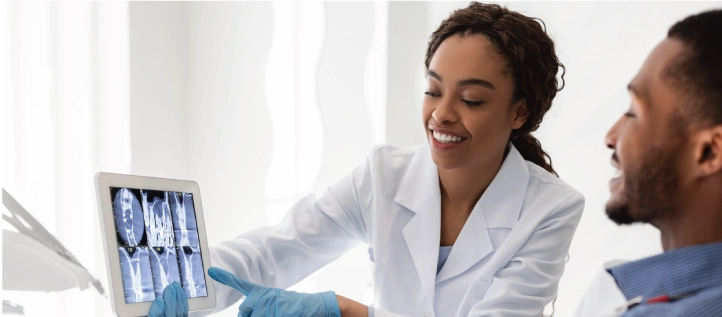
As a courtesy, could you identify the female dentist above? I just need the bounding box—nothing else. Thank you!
[151,2,584,317]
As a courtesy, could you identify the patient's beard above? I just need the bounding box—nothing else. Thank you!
[606,142,681,225]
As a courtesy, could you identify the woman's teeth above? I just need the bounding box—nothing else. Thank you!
[433,131,464,143]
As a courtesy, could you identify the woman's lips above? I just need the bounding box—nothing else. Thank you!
[428,126,466,138]
[429,130,465,150]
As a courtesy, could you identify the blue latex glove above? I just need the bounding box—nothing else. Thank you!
[208,267,342,317]
[148,282,189,317]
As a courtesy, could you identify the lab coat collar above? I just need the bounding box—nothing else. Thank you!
[394,143,439,214]
[476,144,529,229]
[402,190,441,308]
[435,202,494,283]
[437,144,529,282]
[396,144,441,306]
[397,143,530,301]
[395,143,529,226]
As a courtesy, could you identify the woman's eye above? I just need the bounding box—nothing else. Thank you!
[462,100,483,106]
[424,91,439,98]
[624,112,636,118]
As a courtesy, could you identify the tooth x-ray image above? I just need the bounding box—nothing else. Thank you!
[179,246,208,298]
[171,192,200,246]
[118,246,155,303]
[111,187,207,304]
[142,190,175,248]
[113,188,145,246]
[150,246,182,298]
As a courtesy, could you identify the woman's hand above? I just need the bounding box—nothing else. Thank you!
[148,282,189,317]
[208,267,342,317]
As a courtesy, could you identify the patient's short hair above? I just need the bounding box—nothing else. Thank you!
[666,9,722,126]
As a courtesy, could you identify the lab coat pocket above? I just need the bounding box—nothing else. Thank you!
[476,278,492,300]
[369,261,387,302]
[368,248,384,282]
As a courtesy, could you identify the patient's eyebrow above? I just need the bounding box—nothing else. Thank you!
[628,83,649,105]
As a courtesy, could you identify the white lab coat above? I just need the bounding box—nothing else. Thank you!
[572,262,630,317]
[200,143,584,317]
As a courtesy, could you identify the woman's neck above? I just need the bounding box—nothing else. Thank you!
[438,150,506,212]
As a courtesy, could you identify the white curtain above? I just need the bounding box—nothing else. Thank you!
[3,1,129,316]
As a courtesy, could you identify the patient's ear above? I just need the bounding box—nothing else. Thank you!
[693,125,722,177]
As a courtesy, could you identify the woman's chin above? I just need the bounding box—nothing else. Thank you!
[430,154,465,170]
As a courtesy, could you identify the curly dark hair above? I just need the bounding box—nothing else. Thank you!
[425,2,564,176]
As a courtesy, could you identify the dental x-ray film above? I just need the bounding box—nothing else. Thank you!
[111,187,207,303]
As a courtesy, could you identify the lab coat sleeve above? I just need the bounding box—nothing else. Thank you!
[371,306,410,317]
[467,193,585,317]
[192,153,376,316]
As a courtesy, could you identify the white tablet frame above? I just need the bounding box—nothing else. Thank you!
[95,172,216,317]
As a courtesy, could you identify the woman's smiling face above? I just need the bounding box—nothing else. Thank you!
[423,33,527,170]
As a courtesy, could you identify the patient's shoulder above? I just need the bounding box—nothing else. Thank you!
[627,285,722,317]
[682,285,722,315]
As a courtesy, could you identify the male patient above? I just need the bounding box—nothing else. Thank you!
[575,9,722,317]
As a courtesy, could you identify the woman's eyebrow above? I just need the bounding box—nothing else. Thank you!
[427,69,442,81]
[427,69,495,90]
[458,78,495,90]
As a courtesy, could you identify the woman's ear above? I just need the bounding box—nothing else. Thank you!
[694,125,722,177]
[511,100,528,130]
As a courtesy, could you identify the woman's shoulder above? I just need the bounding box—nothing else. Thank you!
[524,161,585,213]
[515,163,585,227]
[359,144,431,196]
[368,143,423,157]
[365,143,425,170]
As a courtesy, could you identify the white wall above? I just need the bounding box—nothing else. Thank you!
[186,2,275,245]
[386,2,429,148]
[128,0,278,244]
[129,2,190,180]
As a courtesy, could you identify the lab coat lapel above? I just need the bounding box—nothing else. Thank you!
[396,144,441,307]
[435,204,492,283]
[436,145,529,283]
[402,195,441,308]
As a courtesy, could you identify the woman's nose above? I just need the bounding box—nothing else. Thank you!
[432,98,458,124]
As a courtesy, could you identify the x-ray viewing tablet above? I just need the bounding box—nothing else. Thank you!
[96,173,216,317]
